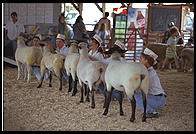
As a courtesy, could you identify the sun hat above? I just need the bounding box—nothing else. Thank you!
[56,34,65,41]
[92,34,103,46]
[104,45,127,55]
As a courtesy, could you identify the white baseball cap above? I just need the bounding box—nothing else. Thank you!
[56,34,65,41]
[143,48,158,61]
[93,34,103,46]
[114,40,125,50]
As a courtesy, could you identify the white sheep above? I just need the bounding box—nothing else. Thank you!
[15,36,42,83]
[64,42,80,96]
[37,45,66,90]
[103,49,149,123]
[76,42,106,108]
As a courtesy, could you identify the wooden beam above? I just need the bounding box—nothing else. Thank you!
[121,3,126,8]
[95,3,103,13]
[71,3,80,14]
[3,57,17,66]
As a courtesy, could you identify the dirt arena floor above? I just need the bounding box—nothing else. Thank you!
[3,64,194,131]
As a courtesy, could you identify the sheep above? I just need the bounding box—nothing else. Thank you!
[37,45,66,90]
[76,42,107,109]
[64,42,80,96]
[180,47,194,72]
[102,49,149,123]
[15,36,42,83]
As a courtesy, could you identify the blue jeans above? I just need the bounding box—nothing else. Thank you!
[31,66,49,81]
[129,92,166,113]
[94,82,122,100]
[51,36,56,49]
[4,39,17,56]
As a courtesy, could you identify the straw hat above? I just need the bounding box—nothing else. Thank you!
[56,34,65,41]
[93,34,103,46]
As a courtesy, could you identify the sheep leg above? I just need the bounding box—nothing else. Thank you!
[37,76,44,88]
[26,64,31,83]
[91,90,95,109]
[84,84,87,96]
[130,95,136,122]
[103,83,107,108]
[72,79,78,96]
[85,86,90,102]
[58,72,63,91]
[68,75,73,92]
[37,67,46,88]
[103,87,114,115]
[80,83,84,103]
[16,61,22,80]
[49,71,52,87]
[141,91,147,122]
[23,65,27,80]
[118,92,124,116]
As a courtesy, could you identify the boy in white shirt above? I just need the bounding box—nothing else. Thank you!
[132,48,166,118]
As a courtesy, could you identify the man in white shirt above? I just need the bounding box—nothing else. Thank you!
[55,34,69,56]
[98,12,112,37]
[4,12,25,56]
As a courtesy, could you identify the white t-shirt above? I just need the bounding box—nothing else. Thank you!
[5,20,25,40]
[88,50,104,62]
[148,66,166,95]
[56,45,69,56]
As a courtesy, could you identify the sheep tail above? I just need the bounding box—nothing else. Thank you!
[94,67,105,87]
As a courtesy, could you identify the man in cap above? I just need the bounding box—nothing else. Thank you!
[55,34,69,56]
[4,12,25,56]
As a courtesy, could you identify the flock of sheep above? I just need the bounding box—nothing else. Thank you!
[14,36,193,123]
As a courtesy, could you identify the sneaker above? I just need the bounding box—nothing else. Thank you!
[146,112,159,118]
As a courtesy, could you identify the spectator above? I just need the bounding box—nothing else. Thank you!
[184,38,194,48]
[4,12,25,57]
[97,23,110,48]
[73,15,89,44]
[131,48,166,118]
[162,22,184,44]
[55,34,69,56]
[51,14,74,49]
[161,26,180,71]
[89,23,100,38]
[98,12,112,37]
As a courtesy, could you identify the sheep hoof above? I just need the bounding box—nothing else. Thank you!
[120,111,124,116]
[142,117,146,122]
[49,84,52,87]
[37,85,41,88]
[80,100,84,103]
[130,117,135,122]
[59,88,62,91]
[102,110,108,116]
[91,105,95,109]
[72,90,77,96]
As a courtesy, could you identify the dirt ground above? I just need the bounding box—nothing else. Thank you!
[3,65,194,131]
